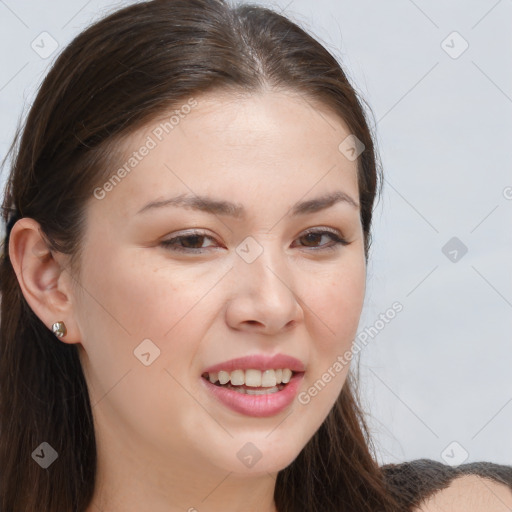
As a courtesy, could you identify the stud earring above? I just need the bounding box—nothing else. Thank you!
[51,321,67,338]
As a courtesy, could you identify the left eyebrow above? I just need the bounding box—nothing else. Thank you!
[136,190,360,218]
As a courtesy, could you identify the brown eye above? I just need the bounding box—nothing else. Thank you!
[177,235,207,249]
[294,229,349,250]
[299,232,324,247]
[160,232,218,253]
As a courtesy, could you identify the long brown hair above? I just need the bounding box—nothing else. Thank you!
[0,1,401,510]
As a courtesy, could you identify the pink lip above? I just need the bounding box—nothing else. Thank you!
[202,353,306,374]
[200,372,304,417]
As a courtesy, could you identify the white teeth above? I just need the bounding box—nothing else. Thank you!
[245,386,280,395]
[230,369,245,386]
[281,368,292,384]
[261,369,277,387]
[220,382,282,395]
[245,369,261,387]
[218,371,230,385]
[204,368,295,387]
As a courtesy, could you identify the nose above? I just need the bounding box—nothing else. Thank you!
[224,241,304,335]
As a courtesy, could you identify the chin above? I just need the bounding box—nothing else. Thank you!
[207,440,304,477]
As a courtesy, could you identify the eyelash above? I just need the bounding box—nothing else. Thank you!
[159,228,350,254]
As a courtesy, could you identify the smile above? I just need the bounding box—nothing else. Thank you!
[201,370,304,417]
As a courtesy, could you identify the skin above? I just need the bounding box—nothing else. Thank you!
[9,90,366,511]
[415,475,512,512]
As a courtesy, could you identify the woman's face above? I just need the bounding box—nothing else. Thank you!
[72,90,366,479]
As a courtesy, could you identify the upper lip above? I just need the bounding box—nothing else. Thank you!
[202,353,306,374]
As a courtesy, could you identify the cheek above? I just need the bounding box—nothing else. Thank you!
[305,259,366,350]
[296,256,365,411]
[75,251,228,450]
[74,249,214,389]
[80,248,221,341]
[76,247,238,402]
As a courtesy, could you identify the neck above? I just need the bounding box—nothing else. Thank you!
[87,429,279,512]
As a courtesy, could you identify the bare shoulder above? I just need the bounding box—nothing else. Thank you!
[381,458,512,512]
[414,474,512,512]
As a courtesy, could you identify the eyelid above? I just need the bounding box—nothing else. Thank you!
[301,226,343,237]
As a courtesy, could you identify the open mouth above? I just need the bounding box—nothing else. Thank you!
[201,369,298,395]
[200,368,305,417]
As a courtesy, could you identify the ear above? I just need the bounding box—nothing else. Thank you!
[8,217,81,344]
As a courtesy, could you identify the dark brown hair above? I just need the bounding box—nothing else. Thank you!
[0,1,398,510]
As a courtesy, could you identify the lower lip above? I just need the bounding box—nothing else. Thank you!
[201,372,304,417]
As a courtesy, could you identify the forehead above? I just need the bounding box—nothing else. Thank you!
[94,90,360,221]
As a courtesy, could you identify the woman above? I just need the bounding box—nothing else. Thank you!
[0,1,509,511]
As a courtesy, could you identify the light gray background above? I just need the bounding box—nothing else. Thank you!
[0,0,511,466]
